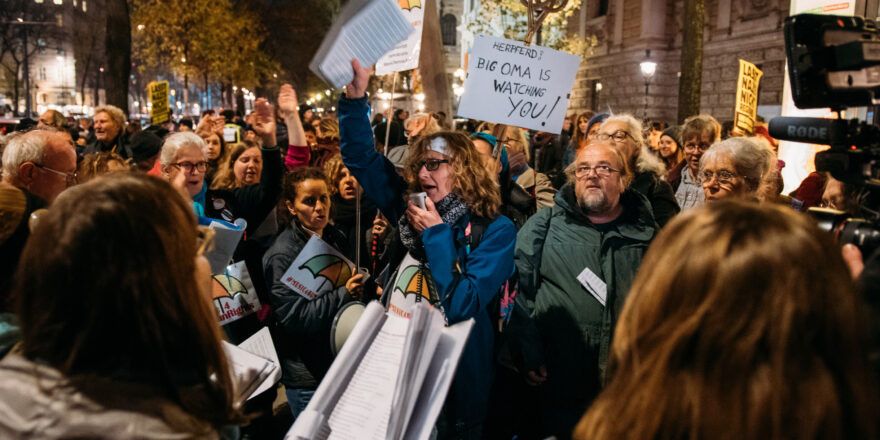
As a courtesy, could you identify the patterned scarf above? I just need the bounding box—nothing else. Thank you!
[398,192,468,262]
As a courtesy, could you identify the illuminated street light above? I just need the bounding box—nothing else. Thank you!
[639,49,657,119]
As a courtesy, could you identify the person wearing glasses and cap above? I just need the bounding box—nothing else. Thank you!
[339,59,516,439]
[513,142,657,439]
[1,129,77,205]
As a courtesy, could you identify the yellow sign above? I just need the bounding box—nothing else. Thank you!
[147,80,170,125]
[733,59,763,136]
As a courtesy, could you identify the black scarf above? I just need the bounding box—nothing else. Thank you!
[398,193,468,262]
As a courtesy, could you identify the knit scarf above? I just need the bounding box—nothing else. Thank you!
[398,192,468,262]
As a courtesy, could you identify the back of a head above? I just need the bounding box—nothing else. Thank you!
[14,174,242,426]
[576,200,878,440]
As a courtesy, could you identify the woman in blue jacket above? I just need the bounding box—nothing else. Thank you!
[338,60,516,438]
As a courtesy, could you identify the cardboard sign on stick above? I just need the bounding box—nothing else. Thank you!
[458,34,580,133]
[733,59,763,136]
[376,0,425,75]
[281,235,355,300]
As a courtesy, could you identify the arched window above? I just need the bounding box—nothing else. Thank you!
[441,14,457,46]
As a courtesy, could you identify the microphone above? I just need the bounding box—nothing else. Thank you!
[768,116,840,145]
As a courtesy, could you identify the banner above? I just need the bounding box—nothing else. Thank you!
[147,80,170,125]
[457,34,581,133]
[733,60,763,136]
[376,0,425,75]
[281,235,355,300]
[213,261,262,325]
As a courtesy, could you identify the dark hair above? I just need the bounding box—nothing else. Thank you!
[278,167,328,226]
[15,174,246,430]
[179,118,194,130]
[303,124,316,134]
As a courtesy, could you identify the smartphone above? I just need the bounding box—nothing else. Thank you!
[408,192,427,210]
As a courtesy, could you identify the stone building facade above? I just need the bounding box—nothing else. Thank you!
[567,0,790,124]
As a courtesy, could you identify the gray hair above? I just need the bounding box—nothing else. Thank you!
[93,105,127,131]
[599,114,666,176]
[1,130,53,180]
[159,132,208,168]
[700,137,772,192]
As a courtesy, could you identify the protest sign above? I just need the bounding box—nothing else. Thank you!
[458,34,581,133]
[147,80,170,125]
[376,0,424,75]
[213,261,262,326]
[282,235,355,300]
[733,59,763,135]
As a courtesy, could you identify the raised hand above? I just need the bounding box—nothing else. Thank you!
[278,84,298,116]
[345,59,372,99]
[252,98,277,147]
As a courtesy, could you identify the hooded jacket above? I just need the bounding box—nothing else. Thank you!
[514,185,656,404]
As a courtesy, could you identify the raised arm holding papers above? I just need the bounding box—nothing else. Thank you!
[309,0,414,88]
[285,301,473,440]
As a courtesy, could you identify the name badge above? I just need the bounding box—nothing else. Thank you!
[577,267,607,307]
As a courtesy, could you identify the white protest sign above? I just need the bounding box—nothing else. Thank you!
[458,34,581,133]
[212,261,262,326]
[282,235,355,300]
[376,0,425,75]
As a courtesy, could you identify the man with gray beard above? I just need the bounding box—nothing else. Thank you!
[511,142,657,439]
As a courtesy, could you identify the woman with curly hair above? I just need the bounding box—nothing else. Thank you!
[575,200,879,440]
[338,60,516,439]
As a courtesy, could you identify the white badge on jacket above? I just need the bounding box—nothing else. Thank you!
[577,267,607,307]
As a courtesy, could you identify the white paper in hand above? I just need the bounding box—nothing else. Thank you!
[577,266,607,307]
[282,235,355,301]
[309,0,414,88]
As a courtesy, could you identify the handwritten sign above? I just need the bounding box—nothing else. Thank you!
[147,80,170,125]
[376,0,424,75]
[733,59,763,136]
[458,34,580,133]
[281,235,355,301]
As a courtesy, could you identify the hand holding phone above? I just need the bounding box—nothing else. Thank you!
[408,192,427,210]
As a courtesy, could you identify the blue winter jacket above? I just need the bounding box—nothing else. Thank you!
[338,96,516,430]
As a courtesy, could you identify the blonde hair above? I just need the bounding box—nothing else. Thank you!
[403,132,501,218]
[93,105,127,133]
[681,114,721,145]
[210,140,260,190]
[575,201,878,440]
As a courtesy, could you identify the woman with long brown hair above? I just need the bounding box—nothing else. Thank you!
[575,200,878,440]
[0,174,247,438]
[339,60,516,439]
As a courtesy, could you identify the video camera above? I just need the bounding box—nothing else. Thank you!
[769,13,880,255]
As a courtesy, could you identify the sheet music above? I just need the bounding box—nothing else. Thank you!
[404,319,475,440]
[327,314,409,440]
[309,0,414,88]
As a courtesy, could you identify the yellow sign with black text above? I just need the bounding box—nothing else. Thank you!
[147,80,170,125]
[733,60,763,135]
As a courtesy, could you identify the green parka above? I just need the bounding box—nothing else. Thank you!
[514,184,657,403]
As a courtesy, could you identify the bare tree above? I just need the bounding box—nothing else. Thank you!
[104,0,130,112]
[677,0,705,123]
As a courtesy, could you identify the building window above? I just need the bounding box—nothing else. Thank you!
[53,0,62,4]
[56,13,62,26]
[73,0,77,6]
[441,14,456,46]
[596,0,609,17]
[35,0,44,3]
[82,0,86,12]
[39,67,47,81]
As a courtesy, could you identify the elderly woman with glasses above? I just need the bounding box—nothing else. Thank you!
[595,114,679,227]
[700,137,773,202]
[338,60,515,439]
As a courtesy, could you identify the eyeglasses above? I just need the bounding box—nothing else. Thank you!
[574,164,620,179]
[595,131,633,143]
[171,161,208,173]
[34,163,77,186]
[701,169,739,185]
[412,159,449,172]
[196,225,215,256]
[684,142,712,153]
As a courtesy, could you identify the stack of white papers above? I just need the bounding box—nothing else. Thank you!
[285,301,473,440]
[309,0,414,88]
[222,327,282,401]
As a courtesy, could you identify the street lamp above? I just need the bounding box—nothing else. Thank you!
[640,49,657,120]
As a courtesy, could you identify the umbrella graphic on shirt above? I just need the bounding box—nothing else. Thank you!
[299,254,353,291]
[399,0,421,10]
[393,265,437,302]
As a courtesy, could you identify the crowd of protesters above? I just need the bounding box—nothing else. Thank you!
[0,57,877,440]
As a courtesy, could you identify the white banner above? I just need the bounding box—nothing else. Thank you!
[376,0,425,75]
[458,34,581,133]
[281,235,355,300]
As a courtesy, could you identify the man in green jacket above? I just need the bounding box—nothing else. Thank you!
[514,142,658,439]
